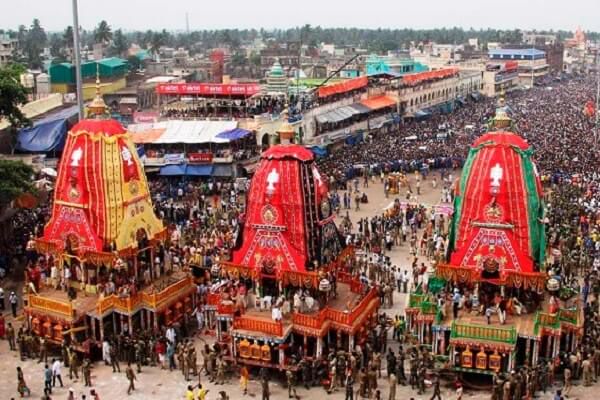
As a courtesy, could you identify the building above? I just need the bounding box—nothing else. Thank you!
[260,41,300,75]
[511,43,564,74]
[522,32,558,46]
[49,58,129,98]
[458,70,483,97]
[488,49,549,86]
[366,53,428,76]
[563,27,587,74]
[482,61,520,97]
[0,34,18,66]
[266,59,288,94]
[397,68,462,116]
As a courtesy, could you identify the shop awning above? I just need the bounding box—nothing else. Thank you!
[212,164,233,177]
[348,103,372,114]
[370,115,393,129]
[415,110,431,119]
[159,164,186,176]
[361,96,397,111]
[187,164,213,176]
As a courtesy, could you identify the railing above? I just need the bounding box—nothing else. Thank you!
[408,293,425,308]
[28,295,74,319]
[233,316,283,336]
[292,287,379,330]
[337,271,362,293]
[558,307,579,325]
[421,301,439,315]
[533,311,560,336]
[96,276,193,315]
[217,303,236,315]
[292,309,327,329]
[450,321,517,345]
[206,292,221,306]
[534,306,580,336]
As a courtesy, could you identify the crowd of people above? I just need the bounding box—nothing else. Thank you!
[4,73,600,400]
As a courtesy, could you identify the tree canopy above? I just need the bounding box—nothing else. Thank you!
[0,63,30,129]
[94,20,113,44]
[0,159,35,211]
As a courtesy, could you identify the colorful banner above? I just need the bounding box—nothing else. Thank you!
[156,83,261,96]
[188,152,213,163]
[164,153,185,164]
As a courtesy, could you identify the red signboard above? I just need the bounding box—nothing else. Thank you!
[188,152,213,163]
[156,83,261,96]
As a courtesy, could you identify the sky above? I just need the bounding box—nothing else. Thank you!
[2,0,599,33]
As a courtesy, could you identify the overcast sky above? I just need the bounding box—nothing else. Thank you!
[2,0,599,33]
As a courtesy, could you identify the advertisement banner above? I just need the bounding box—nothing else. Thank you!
[164,153,185,164]
[156,83,261,96]
[188,152,214,163]
[133,111,159,123]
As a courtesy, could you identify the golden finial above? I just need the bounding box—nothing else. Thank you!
[87,63,108,118]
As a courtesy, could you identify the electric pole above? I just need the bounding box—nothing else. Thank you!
[72,0,84,120]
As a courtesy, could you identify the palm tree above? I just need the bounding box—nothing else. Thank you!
[94,20,112,45]
[149,32,164,60]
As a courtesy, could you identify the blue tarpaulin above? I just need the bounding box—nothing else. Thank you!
[216,128,251,141]
[345,132,364,146]
[159,164,187,176]
[16,105,79,152]
[309,146,328,158]
[16,119,68,152]
[211,164,232,177]
[186,164,213,176]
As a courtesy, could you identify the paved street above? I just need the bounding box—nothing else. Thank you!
[0,171,596,399]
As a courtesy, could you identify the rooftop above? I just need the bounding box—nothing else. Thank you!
[489,48,545,57]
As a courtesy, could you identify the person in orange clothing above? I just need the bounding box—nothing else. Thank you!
[240,365,249,395]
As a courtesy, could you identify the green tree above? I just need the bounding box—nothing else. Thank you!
[127,55,141,72]
[0,160,35,212]
[0,64,30,153]
[24,19,46,69]
[110,29,128,57]
[94,20,113,44]
[149,32,164,59]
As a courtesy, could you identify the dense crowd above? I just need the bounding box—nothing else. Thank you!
[5,74,600,400]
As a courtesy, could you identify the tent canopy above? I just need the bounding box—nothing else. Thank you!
[216,128,251,141]
[129,120,238,144]
[15,105,79,152]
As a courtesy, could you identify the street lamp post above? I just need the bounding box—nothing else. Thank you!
[72,0,84,120]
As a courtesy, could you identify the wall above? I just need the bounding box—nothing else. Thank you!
[0,93,63,131]
[82,78,126,100]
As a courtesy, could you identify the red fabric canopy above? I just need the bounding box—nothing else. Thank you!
[451,131,541,275]
[402,68,458,86]
[318,77,368,98]
[262,144,314,162]
[361,95,397,110]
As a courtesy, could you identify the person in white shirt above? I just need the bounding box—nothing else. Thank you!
[166,326,176,345]
[52,358,64,387]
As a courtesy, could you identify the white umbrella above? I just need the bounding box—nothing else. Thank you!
[41,167,57,177]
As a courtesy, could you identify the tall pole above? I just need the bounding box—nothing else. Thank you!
[72,0,84,120]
